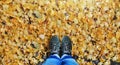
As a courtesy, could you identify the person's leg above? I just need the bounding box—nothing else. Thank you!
[61,54,79,65]
[42,54,61,65]
[61,36,79,65]
[42,35,61,65]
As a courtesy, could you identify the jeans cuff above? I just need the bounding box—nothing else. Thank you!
[49,54,60,60]
[61,54,72,60]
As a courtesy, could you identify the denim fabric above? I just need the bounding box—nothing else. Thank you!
[42,54,61,65]
[61,54,79,65]
[42,54,79,65]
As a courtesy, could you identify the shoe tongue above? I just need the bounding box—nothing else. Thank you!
[51,41,59,43]
[64,41,70,45]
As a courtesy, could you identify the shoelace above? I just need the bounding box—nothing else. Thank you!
[63,41,71,52]
[51,42,59,52]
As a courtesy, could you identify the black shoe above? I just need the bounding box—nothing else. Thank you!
[49,35,60,55]
[61,36,72,55]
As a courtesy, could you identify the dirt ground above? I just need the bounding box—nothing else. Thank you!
[0,0,120,65]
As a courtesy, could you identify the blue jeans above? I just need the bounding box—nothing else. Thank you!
[42,54,79,65]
